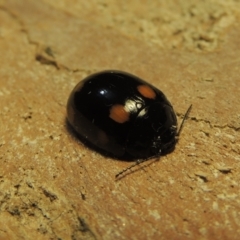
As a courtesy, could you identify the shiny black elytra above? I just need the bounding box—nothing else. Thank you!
[67,70,191,176]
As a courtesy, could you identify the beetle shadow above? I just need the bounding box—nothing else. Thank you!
[65,118,135,161]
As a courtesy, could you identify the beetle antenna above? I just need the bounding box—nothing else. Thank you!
[115,155,159,179]
[115,159,146,179]
[115,159,142,178]
[176,104,192,138]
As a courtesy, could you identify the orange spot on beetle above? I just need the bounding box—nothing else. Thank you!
[137,85,156,99]
[109,104,129,123]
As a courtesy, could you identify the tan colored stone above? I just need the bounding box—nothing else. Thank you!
[0,0,239,239]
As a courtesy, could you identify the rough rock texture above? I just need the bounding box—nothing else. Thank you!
[0,0,239,239]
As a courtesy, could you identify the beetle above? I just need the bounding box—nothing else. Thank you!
[67,70,191,177]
